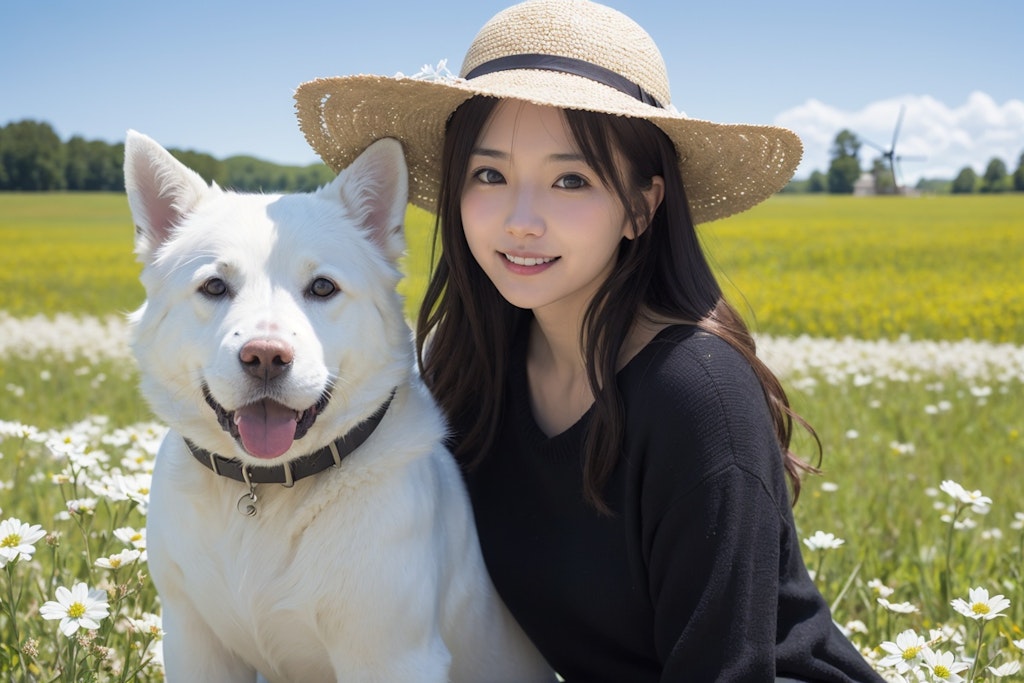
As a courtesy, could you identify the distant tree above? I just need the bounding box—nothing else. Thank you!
[225,157,266,191]
[870,157,896,194]
[808,170,827,193]
[64,136,90,189]
[915,178,952,194]
[827,129,862,194]
[980,158,1010,193]
[951,166,978,194]
[65,137,124,191]
[0,120,372,195]
[831,129,861,159]
[0,127,8,187]
[1013,151,1024,192]
[0,120,66,190]
[220,157,335,192]
[170,149,224,187]
[828,157,861,194]
[292,165,336,192]
[91,141,125,191]
[780,176,808,193]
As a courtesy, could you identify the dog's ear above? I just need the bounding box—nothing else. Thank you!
[325,137,408,262]
[124,130,213,264]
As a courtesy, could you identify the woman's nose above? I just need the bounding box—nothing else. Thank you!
[505,187,545,238]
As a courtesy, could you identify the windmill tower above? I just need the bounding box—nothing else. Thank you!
[860,105,924,194]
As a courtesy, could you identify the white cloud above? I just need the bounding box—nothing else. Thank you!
[776,92,1024,184]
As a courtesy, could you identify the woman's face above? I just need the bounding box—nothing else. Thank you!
[460,100,643,321]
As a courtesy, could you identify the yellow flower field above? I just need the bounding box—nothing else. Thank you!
[697,194,1023,343]
[2,193,1022,343]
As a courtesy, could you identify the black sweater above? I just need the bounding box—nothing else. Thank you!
[462,325,883,682]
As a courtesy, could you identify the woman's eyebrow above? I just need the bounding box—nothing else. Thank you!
[548,152,585,163]
[469,148,585,163]
[470,147,508,159]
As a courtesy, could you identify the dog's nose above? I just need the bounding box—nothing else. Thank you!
[239,338,294,381]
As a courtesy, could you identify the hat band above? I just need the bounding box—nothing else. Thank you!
[464,53,664,109]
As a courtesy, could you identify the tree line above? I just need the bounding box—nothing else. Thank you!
[0,120,335,193]
[3,119,1023,195]
[784,129,1024,195]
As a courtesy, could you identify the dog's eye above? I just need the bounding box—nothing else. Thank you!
[308,277,338,299]
[201,278,228,298]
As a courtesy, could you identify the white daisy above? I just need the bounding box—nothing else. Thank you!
[39,582,110,636]
[0,517,47,567]
[113,526,147,549]
[878,671,911,683]
[988,661,1021,677]
[938,479,992,513]
[127,612,165,640]
[877,598,919,614]
[950,586,1011,621]
[939,480,968,501]
[803,530,845,551]
[843,619,869,635]
[94,548,142,570]
[65,497,98,516]
[921,648,969,682]
[878,629,928,673]
[868,578,896,598]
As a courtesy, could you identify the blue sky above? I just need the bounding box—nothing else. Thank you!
[3,0,1022,183]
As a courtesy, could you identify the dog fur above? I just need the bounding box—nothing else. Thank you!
[125,131,553,682]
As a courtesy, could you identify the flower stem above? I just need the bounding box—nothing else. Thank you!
[65,638,78,683]
[4,564,31,681]
[966,620,986,683]
[941,503,962,605]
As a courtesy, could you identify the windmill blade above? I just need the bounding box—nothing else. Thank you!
[862,137,890,154]
[891,104,906,152]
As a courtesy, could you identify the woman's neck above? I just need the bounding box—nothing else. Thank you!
[529,310,585,378]
[531,305,673,371]
[526,312,592,437]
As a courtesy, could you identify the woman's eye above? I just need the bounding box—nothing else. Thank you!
[308,277,338,298]
[555,174,588,190]
[200,278,228,298]
[472,168,505,185]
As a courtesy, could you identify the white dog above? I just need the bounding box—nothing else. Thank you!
[125,131,553,683]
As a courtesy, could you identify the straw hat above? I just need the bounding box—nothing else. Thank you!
[294,0,802,224]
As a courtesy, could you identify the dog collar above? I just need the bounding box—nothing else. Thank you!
[184,390,395,488]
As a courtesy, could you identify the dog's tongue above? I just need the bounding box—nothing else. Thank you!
[234,399,297,459]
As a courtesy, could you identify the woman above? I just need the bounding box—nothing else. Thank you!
[295,1,883,680]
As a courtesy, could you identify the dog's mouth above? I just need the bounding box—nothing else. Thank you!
[202,385,330,460]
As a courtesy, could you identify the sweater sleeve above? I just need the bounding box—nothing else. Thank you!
[631,332,792,681]
[650,466,785,681]
[630,331,880,683]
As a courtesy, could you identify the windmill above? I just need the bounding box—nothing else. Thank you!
[860,104,925,194]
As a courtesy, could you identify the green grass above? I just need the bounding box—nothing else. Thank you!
[789,375,1023,618]
[0,357,146,430]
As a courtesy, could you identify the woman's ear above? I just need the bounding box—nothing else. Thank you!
[636,175,665,237]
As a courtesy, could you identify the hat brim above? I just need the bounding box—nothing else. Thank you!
[294,70,802,224]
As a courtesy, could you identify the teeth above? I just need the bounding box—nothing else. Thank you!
[504,253,554,266]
